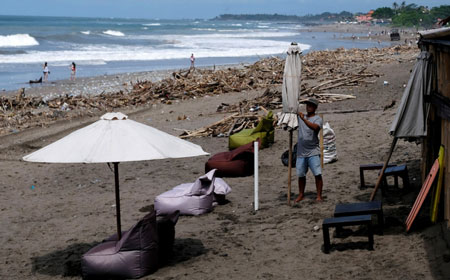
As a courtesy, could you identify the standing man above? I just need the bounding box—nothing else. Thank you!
[295,98,323,202]
[190,53,195,69]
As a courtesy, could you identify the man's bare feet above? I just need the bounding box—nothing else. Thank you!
[294,195,304,203]
[316,196,323,202]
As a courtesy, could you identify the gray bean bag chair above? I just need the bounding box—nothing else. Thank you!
[212,177,232,205]
[81,211,159,279]
[155,169,217,216]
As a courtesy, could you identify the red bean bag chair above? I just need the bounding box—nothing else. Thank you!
[205,141,256,177]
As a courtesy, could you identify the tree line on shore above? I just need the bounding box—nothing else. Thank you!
[213,2,450,28]
[373,3,449,27]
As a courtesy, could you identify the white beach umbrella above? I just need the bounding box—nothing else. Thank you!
[277,43,302,205]
[23,112,209,238]
[278,43,302,130]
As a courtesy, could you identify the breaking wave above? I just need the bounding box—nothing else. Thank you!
[0,34,39,47]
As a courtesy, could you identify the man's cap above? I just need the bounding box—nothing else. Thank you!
[304,98,319,107]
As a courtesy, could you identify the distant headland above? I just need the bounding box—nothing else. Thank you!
[212,3,450,28]
[212,12,353,24]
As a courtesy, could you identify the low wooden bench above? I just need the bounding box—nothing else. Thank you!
[359,163,396,189]
[322,215,374,254]
[334,200,384,234]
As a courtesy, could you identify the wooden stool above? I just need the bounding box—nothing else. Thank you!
[382,165,410,190]
[359,163,396,189]
[334,201,384,234]
[322,215,374,254]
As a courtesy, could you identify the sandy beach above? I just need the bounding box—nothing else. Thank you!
[307,23,420,41]
[1,41,450,280]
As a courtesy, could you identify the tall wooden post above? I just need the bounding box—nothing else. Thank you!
[370,138,398,201]
[113,162,122,240]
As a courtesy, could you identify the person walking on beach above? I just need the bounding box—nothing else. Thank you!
[43,62,50,82]
[295,98,323,202]
[190,53,195,69]
[70,62,76,81]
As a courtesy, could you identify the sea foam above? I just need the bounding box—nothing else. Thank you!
[0,41,311,64]
[0,34,39,47]
[102,30,125,37]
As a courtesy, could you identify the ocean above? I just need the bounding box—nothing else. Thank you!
[0,15,389,91]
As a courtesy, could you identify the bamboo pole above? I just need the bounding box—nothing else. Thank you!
[254,141,259,211]
[370,137,398,201]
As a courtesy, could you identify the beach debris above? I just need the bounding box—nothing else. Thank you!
[0,45,417,136]
[29,77,42,84]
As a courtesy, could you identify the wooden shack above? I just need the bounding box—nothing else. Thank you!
[418,27,450,227]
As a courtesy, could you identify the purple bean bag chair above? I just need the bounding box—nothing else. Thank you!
[81,212,159,279]
[155,169,216,216]
[205,141,255,177]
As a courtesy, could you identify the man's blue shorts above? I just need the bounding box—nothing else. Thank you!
[296,155,322,177]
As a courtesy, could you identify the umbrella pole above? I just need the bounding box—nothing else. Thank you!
[370,137,398,201]
[287,130,293,206]
[113,162,122,240]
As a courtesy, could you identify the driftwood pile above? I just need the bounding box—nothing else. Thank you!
[131,57,284,102]
[179,112,264,139]
[216,88,283,114]
[0,45,417,136]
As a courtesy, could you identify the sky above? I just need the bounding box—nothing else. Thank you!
[3,0,449,19]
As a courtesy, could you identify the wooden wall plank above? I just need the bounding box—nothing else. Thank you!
[437,52,450,228]
[442,120,449,227]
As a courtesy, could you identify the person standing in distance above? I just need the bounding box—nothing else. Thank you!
[295,98,323,202]
[70,62,76,81]
[43,62,50,82]
[190,53,195,69]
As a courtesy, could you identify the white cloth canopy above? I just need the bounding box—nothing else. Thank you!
[23,112,209,163]
[22,112,209,239]
[389,51,432,138]
[278,44,302,130]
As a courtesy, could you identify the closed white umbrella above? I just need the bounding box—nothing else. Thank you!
[23,112,209,238]
[278,43,302,205]
[278,43,302,130]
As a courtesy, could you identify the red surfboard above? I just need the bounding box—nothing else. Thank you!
[405,158,440,232]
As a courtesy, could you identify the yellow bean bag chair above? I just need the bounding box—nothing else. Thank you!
[229,111,274,150]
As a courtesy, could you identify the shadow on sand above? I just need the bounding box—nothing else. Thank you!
[31,238,206,278]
